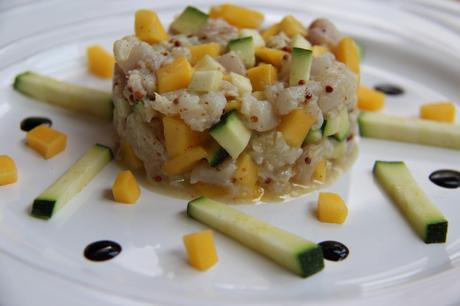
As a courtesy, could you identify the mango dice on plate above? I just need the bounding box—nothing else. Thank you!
[0,155,17,186]
[135,9,168,44]
[279,15,306,37]
[358,85,385,111]
[313,159,327,183]
[278,109,315,148]
[247,64,278,91]
[210,4,264,29]
[255,47,287,68]
[233,153,259,199]
[188,43,222,65]
[86,45,114,79]
[334,36,360,78]
[156,57,193,93]
[163,146,208,176]
[112,170,141,204]
[26,125,67,159]
[317,192,348,224]
[162,116,206,158]
[183,229,218,271]
[420,102,456,123]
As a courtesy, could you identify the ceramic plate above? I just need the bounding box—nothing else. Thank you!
[0,0,459,305]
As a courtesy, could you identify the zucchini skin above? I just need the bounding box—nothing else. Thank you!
[31,199,56,219]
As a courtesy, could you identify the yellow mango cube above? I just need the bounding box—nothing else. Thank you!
[156,57,193,93]
[277,109,315,148]
[163,146,207,176]
[163,116,204,158]
[119,139,143,170]
[183,229,218,271]
[247,64,278,91]
[317,192,348,224]
[255,47,287,68]
[279,15,306,37]
[112,170,141,204]
[334,36,360,78]
[312,45,329,57]
[209,4,264,29]
[262,23,280,41]
[224,99,242,113]
[420,102,456,123]
[313,159,327,183]
[135,9,168,44]
[0,155,17,186]
[188,43,222,65]
[26,125,67,159]
[86,45,114,79]
[358,85,385,111]
[192,182,228,199]
[233,153,259,199]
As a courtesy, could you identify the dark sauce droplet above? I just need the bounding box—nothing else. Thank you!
[374,84,404,96]
[20,117,52,132]
[84,240,122,262]
[319,240,349,262]
[429,170,460,189]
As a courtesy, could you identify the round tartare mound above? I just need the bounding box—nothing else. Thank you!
[113,5,359,201]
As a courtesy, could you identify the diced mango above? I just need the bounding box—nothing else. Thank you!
[188,43,222,66]
[119,139,143,170]
[183,229,218,271]
[279,15,306,37]
[224,99,242,112]
[420,102,456,123]
[112,170,141,204]
[312,45,329,57]
[317,192,348,224]
[247,64,278,91]
[233,153,259,199]
[163,116,204,158]
[163,146,207,176]
[334,37,360,78]
[358,85,385,111]
[313,159,327,183]
[262,23,280,41]
[26,125,67,159]
[192,182,228,199]
[135,9,168,44]
[86,45,114,79]
[0,155,17,186]
[209,4,264,29]
[156,57,193,93]
[255,47,287,68]
[277,109,315,148]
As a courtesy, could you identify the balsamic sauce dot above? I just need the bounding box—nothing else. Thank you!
[319,240,349,262]
[373,84,404,96]
[429,169,460,189]
[20,117,52,132]
[84,240,122,262]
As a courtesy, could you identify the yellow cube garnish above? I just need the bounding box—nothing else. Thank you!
[247,64,278,91]
[86,45,114,79]
[163,116,204,158]
[255,47,287,68]
[26,125,67,159]
[163,146,207,176]
[183,229,218,271]
[209,4,264,29]
[334,36,360,78]
[420,102,456,123]
[188,43,222,66]
[261,23,280,41]
[312,45,329,57]
[156,57,193,93]
[192,182,228,199]
[0,155,17,186]
[317,192,348,224]
[277,109,315,148]
[135,9,168,44]
[119,139,143,170]
[312,159,327,183]
[224,99,242,113]
[233,153,259,199]
[358,85,385,111]
[112,170,141,204]
[279,15,306,37]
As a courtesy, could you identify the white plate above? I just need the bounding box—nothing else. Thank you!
[1,0,460,305]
